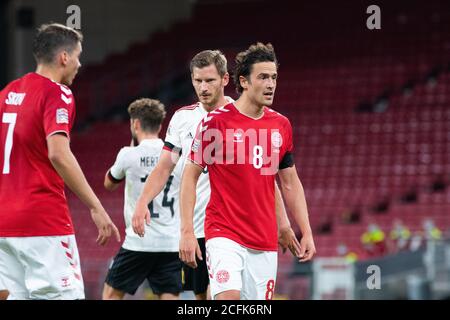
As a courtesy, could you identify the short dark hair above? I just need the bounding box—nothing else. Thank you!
[128,98,166,133]
[233,42,278,93]
[190,50,228,77]
[32,23,83,64]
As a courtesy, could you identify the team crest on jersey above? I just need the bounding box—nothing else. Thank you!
[216,270,230,284]
[61,276,71,288]
[56,108,69,124]
[271,131,283,148]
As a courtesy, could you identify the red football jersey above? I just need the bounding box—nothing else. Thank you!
[0,73,76,236]
[189,103,294,251]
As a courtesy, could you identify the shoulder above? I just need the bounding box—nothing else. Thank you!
[174,102,200,114]
[138,139,164,152]
[266,107,291,125]
[116,146,133,160]
[1,74,34,96]
[169,102,200,126]
[2,77,21,91]
[205,103,233,124]
[44,81,74,105]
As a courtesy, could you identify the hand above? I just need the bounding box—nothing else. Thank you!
[179,232,202,268]
[131,200,151,237]
[90,207,121,246]
[278,226,302,257]
[298,233,316,262]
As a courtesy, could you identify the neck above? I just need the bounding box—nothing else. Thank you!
[35,64,63,84]
[137,132,159,144]
[202,95,228,113]
[234,93,264,119]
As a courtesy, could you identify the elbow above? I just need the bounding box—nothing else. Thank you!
[104,182,115,192]
[48,150,65,166]
[104,172,120,191]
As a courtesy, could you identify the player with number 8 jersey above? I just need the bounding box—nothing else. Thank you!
[181,43,316,300]
[190,103,293,251]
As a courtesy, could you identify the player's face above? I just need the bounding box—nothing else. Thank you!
[247,62,277,107]
[191,65,227,107]
[62,42,82,86]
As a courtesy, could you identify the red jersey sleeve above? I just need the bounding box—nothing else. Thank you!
[280,117,295,169]
[189,113,218,169]
[42,85,76,139]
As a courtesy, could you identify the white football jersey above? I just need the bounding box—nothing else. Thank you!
[165,97,234,238]
[109,139,179,252]
[0,275,6,291]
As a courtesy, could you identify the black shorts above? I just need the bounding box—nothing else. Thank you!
[182,237,209,295]
[105,247,182,295]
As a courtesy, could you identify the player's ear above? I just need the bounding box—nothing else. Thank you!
[134,119,141,132]
[222,72,230,86]
[239,75,249,91]
[59,50,70,67]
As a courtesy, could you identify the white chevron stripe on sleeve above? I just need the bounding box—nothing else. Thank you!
[61,94,72,105]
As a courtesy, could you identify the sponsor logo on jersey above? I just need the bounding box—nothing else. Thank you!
[56,108,69,124]
[5,92,26,106]
[233,132,243,142]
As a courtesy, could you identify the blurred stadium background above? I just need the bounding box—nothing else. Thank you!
[1,0,450,300]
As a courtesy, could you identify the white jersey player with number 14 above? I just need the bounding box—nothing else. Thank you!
[109,139,179,252]
[103,98,182,300]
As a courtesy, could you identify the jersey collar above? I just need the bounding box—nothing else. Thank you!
[198,96,235,113]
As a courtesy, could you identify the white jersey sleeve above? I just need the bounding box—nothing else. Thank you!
[164,111,183,154]
[0,275,6,290]
[109,147,130,181]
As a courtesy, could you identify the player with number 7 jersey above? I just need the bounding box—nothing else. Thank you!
[0,72,77,236]
[0,23,119,300]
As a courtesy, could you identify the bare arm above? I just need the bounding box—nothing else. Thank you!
[132,149,179,236]
[275,182,301,257]
[275,182,290,230]
[47,134,120,245]
[278,165,316,262]
[179,161,203,268]
[104,170,121,191]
